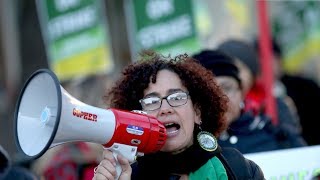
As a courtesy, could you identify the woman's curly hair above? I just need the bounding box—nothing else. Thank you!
[105,51,228,136]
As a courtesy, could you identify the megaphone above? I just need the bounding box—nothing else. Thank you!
[14,69,167,166]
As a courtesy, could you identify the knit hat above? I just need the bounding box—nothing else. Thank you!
[217,39,260,77]
[192,50,241,86]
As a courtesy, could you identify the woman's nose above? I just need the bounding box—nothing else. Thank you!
[159,99,173,115]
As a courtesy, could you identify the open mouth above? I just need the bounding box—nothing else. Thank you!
[164,123,180,135]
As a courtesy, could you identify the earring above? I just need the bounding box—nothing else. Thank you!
[197,122,218,152]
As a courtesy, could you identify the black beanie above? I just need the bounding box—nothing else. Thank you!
[217,39,260,77]
[192,50,241,86]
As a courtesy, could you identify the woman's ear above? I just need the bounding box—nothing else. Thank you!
[194,105,202,124]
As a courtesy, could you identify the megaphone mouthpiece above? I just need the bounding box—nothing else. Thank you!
[105,109,166,154]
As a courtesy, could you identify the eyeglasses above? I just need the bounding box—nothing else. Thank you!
[139,92,189,111]
[220,84,240,97]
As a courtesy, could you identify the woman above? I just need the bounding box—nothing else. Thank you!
[194,49,305,154]
[217,40,306,150]
[93,51,264,180]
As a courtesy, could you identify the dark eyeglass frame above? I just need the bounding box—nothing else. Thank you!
[139,91,189,111]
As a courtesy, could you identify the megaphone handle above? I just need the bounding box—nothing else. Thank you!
[106,143,138,179]
[111,151,122,180]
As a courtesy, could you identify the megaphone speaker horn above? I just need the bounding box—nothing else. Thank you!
[14,69,119,159]
[14,69,62,159]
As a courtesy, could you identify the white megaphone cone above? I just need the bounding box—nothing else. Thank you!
[14,69,167,174]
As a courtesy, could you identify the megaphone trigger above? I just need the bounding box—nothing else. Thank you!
[107,143,137,163]
[106,143,138,179]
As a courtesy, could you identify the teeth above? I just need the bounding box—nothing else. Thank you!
[165,123,174,127]
[167,129,178,135]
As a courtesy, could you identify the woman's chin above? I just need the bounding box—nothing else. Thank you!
[161,141,180,153]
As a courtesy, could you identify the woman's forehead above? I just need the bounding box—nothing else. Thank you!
[144,70,187,95]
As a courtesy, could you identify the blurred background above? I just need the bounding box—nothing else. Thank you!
[1,0,320,179]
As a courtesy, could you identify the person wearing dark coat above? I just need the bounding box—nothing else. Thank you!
[218,39,303,136]
[270,39,320,146]
[281,74,320,145]
[194,49,306,154]
[0,145,37,180]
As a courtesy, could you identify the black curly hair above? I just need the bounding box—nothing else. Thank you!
[105,51,228,136]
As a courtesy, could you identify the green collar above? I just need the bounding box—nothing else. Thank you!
[189,157,228,180]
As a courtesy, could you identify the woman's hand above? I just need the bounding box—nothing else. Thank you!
[93,149,132,180]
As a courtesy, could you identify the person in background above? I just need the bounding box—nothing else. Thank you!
[216,39,306,149]
[252,38,302,136]
[193,49,306,154]
[0,145,11,179]
[38,142,100,180]
[266,38,320,146]
[192,50,242,128]
[93,51,264,179]
[0,145,37,180]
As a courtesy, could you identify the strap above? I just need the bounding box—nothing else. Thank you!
[218,148,251,180]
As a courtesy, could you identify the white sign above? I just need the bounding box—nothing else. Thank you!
[244,145,320,180]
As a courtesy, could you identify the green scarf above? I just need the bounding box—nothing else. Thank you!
[189,157,228,180]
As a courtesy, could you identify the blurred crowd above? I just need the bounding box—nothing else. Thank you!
[2,37,320,180]
[1,1,320,180]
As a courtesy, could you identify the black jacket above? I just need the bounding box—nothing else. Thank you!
[281,74,320,145]
[219,111,306,154]
[219,147,265,180]
[131,147,264,180]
